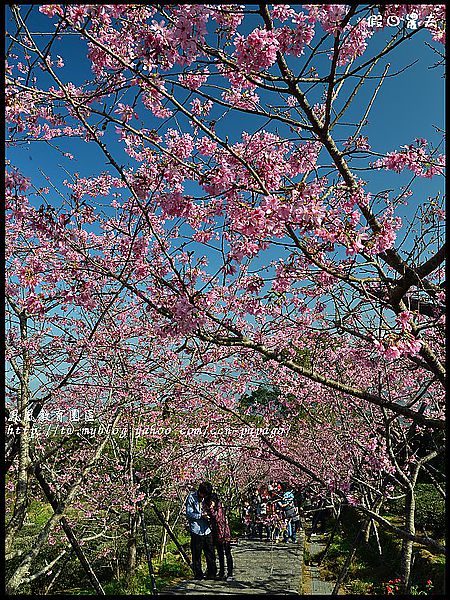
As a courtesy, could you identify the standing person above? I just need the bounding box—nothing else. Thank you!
[269,484,284,542]
[255,487,268,541]
[311,496,327,534]
[205,492,234,581]
[291,492,302,541]
[266,484,276,542]
[279,482,297,543]
[249,488,259,538]
[185,482,217,580]
[242,499,252,539]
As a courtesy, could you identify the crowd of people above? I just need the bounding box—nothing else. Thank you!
[184,480,315,583]
[242,482,302,543]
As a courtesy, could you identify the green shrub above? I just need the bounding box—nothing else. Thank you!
[346,578,374,594]
[412,550,445,595]
[158,556,191,578]
[103,580,126,595]
[229,510,245,536]
[414,484,445,538]
[386,494,405,517]
[311,499,445,596]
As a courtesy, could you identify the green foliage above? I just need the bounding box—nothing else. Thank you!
[373,578,435,595]
[158,555,191,578]
[414,484,445,538]
[101,563,159,596]
[385,493,405,517]
[29,502,54,526]
[102,580,126,595]
[409,583,434,595]
[7,492,197,595]
[229,509,245,537]
[384,483,445,540]
[319,505,445,595]
[291,345,312,369]
[237,385,284,416]
[413,551,445,595]
[346,578,374,594]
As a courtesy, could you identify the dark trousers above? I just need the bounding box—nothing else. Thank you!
[311,510,327,533]
[257,522,271,541]
[190,532,217,578]
[216,540,233,576]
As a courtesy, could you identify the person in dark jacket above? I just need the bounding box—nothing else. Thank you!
[204,492,234,581]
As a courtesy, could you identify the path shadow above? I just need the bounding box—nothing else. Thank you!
[162,537,303,596]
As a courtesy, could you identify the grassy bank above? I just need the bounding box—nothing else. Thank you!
[315,493,445,595]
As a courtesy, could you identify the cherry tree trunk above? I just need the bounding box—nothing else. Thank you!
[125,512,138,589]
[6,313,31,555]
[331,518,371,595]
[400,488,416,593]
[125,425,138,588]
[159,507,171,564]
[34,466,106,595]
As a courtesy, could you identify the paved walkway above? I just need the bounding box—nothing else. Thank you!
[303,532,335,595]
[163,531,304,595]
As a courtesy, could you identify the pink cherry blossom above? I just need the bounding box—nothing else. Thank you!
[235,28,280,72]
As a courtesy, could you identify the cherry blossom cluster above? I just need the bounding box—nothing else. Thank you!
[373,139,446,178]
